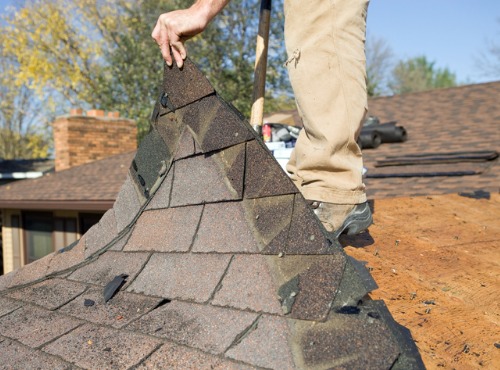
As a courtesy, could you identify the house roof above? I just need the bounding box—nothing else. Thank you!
[0,151,134,211]
[2,82,497,211]
[264,81,500,199]
[364,82,500,198]
[0,59,423,369]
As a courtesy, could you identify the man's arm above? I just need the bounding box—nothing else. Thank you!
[152,0,230,68]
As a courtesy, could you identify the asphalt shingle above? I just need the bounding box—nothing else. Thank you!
[0,339,72,370]
[145,165,174,210]
[161,58,215,109]
[192,202,260,253]
[59,287,163,329]
[6,278,87,310]
[113,173,143,231]
[0,58,423,369]
[128,301,257,355]
[125,206,203,252]
[0,297,22,318]
[84,208,118,258]
[211,255,283,314]
[68,251,150,288]
[244,139,298,199]
[226,315,296,369]
[170,154,241,206]
[47,235,87,275]
[127,253,231,302]
[137,342,254,370]
[0,305,82,348]
[178,94,255,153]
[43,323,161,369]
[363,83,500,198]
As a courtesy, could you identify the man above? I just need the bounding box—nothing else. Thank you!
[152,0,372,240]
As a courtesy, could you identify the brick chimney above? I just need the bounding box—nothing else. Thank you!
[53,109,137,172]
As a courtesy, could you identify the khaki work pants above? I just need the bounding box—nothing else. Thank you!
[284,0,369,204]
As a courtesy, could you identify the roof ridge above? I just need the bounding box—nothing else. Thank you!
[370,79,500,101]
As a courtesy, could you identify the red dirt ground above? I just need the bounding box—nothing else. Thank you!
[343,193,500,369]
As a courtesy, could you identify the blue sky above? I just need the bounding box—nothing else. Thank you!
[1,0,499,84]
[367,0,499,84]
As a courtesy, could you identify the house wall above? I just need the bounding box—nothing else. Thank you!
[1,209,22,274]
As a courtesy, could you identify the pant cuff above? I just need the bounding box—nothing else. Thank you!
[300,186,367,205]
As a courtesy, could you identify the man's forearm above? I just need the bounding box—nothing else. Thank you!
[190,0,231,28]
[152,0,230,67]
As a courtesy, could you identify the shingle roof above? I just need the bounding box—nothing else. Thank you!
[0,151,134,210]
[0,59,423,369]
[2,82,497,210]
[363,82,500,198]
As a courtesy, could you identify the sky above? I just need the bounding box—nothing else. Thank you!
[367,0,499,84]
[0,0,499,84]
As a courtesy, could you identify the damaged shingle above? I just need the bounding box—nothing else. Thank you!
[0,57,423,369]
[103,274,128,302]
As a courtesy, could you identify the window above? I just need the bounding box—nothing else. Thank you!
[80,213,104,234]
[54,217,77,250]
[23,212,53,264]
[22,212,80,264]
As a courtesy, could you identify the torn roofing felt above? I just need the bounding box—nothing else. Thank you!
[0,59,424,370]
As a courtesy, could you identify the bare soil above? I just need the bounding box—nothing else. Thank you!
[342,193,500,369]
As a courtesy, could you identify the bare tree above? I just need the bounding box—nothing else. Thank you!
[365,35,394,96]
[475,18,500,79]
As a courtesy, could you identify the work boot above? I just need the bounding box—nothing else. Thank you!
[309,201,373,239]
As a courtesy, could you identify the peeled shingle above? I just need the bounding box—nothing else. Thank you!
[84,208,118,258]
[0,58,423,369]
[177,94,255,152]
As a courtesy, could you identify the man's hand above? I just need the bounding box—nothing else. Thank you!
[152,1,230,68]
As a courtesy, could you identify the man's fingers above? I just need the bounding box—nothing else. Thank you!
[159,27,173,66]
[153,12,192,67]
[171,41,187,68]
[171,48,183,69]
[151,20,161,41]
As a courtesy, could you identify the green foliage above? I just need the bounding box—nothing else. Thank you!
[389,56,457,94]
[0,38,52,159]
[1,0,293,142]
[0,129,50,159]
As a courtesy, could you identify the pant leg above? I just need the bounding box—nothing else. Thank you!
[284,0,369,204]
